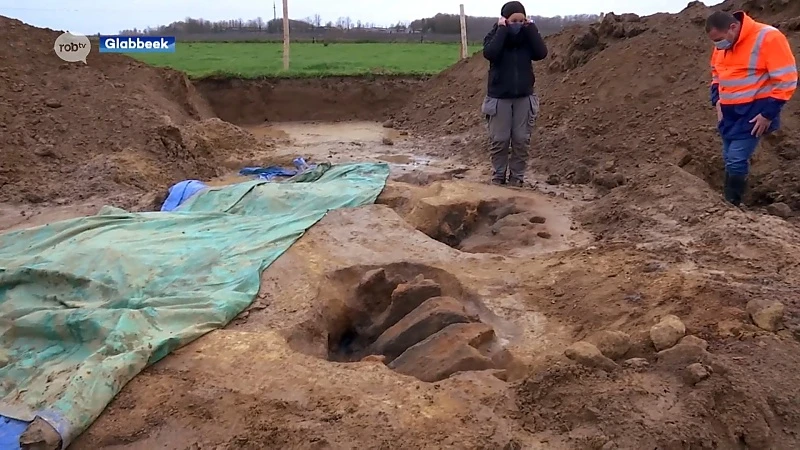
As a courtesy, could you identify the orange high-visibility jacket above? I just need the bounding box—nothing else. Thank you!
[710,11,797,138]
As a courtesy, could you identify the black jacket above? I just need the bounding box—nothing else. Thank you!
[482,23,548,99]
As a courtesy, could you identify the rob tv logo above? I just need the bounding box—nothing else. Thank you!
[99,35,176,53]
[53,32,91,63]
[58,41,87,53]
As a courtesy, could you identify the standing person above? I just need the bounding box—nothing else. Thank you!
[707,10,797,206]
[481,1,548,187]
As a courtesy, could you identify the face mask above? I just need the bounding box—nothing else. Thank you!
[508,23,523,34]
[715,39,732,50]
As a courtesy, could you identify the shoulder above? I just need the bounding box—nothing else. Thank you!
[760,25,787,42]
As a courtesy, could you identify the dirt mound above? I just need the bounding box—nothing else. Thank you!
[731,0,800,21]
[384,4,800,446]
[394,0,800,210]
[0,16,273,208]
[516,339,800,450]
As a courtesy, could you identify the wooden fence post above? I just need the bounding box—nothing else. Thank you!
[459,4,468,59]
[282,0,290,70]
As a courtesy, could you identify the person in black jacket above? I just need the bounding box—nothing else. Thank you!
[481,1,548,187]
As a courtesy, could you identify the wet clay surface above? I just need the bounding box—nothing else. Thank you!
[62,118,800,450]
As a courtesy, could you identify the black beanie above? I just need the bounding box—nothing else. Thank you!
[501,1,526,18]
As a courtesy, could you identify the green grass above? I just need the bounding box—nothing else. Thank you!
[130,42,475,78]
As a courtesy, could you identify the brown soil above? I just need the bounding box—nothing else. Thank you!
[0,17,274,209]
[393,0,800,210]
[4,0,800,448]
[193,76,427,125]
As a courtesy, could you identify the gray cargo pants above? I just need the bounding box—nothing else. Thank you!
[481,94,540,184]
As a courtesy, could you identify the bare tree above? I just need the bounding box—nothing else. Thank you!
[313,14,322,27]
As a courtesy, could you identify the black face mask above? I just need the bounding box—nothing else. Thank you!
[508,23,523,34]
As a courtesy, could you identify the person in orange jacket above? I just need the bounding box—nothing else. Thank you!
[706,11,797,206]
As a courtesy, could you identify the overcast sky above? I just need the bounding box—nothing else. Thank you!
[1,0,717,34]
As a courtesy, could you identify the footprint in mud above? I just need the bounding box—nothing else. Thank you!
[456,204,555,253]
[377,182,588,257]
[423,200,571,255]
[287,263,519,383]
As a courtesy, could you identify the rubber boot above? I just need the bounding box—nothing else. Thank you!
[723,172,732,202]
[725,174,748,206]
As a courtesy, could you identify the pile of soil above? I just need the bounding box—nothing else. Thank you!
[384,1,800,447]
[395,0,800,209]
[0,17,273,208]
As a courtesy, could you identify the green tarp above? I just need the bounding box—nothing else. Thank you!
[0,162,389,448]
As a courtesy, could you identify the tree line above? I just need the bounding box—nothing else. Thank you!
[408,13,601,36]
[119,13,601,39]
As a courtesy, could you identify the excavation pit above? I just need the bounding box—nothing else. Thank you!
[289,263,517,383]
[378,182,591,257]
[192,76,426,125]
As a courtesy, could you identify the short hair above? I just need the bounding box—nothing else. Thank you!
[705,11,738,32]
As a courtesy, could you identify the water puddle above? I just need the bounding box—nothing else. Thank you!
[202,121,457,188]
[244,121,398,146]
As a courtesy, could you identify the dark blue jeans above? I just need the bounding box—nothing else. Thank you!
[722,137,760,177]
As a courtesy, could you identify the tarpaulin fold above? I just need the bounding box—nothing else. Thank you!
[0,162,389,448]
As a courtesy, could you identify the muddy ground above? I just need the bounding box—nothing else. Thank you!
[5,120,798,450]
[3,0,800,448]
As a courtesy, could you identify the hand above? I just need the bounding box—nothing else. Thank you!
[749,114,771,137]
[715,102,722,122]
[498,17,507,26]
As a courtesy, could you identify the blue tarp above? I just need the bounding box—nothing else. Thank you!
[160,179,208,212]
[0,162,389,449]
[239,157,318,181]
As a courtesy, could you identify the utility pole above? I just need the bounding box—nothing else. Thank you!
[273,1,277,21]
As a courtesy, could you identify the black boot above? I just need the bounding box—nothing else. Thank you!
[723,172,732,202]
[725,174,748,206]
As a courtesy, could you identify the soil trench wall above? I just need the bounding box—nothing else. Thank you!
[193,76,427,125]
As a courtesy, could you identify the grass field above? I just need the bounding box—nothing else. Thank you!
[131,42,474,78]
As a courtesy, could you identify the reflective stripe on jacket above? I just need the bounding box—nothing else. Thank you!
[710,11,798,139]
